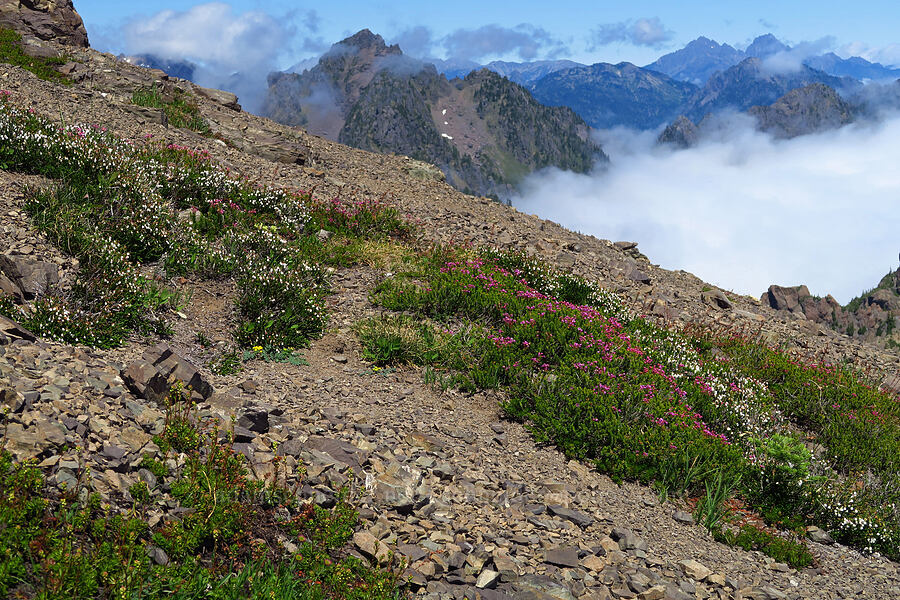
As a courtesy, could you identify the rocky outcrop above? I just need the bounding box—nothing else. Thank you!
[0,253,58,301]
[0,0,89,47]
[763,271,900,348]
[749,83,854,139]
[658,116,699,148]
[121,343,213,403]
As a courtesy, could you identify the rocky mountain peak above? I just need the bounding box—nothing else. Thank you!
[335,28,399,55]
[745,33,789,58]
[0,0,89,47]
[749,82,853,138]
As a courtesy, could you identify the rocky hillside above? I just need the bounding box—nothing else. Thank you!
[529,62,697,129]
[264,30,601,198]
[3,5,900,600]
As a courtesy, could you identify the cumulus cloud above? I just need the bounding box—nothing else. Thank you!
[761,36,836,75]
[392,25,437,59]
[443,24,566,61]
[391,24,568,62]
[121,2,295,112]
[512,115,900,304]
[590,17,673,49]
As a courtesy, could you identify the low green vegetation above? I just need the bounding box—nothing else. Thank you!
[132,85,211,134]
[0,386,401,599]
[0,27,70,85]
[365,245,900,562]
[0,92,409,351]
[716,525,814,568]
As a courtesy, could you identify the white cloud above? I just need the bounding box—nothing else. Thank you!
[122,2,294,112]
[590,17,674,50]
[512,117,900,304]
[761,36,835,75]
[839,41,900,68]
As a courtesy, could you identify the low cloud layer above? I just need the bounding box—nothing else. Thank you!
[590,17,673,49]
[121,2,297,112]
[512,116,900,304]
[761,36,836,74]
[392,23,568,62]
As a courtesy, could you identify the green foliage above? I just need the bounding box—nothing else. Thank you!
[356,314,480,368]
[140,455,169,480]
[244,345,310,366]
[130,480,151,504]
[695,469,740,531]
[747,434,817,510]
[132,85,211,134]
[208,349,244,376]
[0,28,70,84]
[155,383,201,453]
[716,525,814,569]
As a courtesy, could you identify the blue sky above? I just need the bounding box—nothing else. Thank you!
[75,0,900,69]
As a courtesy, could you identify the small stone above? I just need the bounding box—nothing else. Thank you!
[476,569,500,589]
[638,585,666,600]
[146,546,170,566]
[581,554,607,572]
[805,526,834,545]
[678,559,711,581]
[672,510,694,525]
[545,546,580,568]
[548,504,594,528]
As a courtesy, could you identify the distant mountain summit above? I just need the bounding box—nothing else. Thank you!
[120,54,196,81]
[264,30,602,197]
[744,33,789,58]
[485,60,585,86]
[646,33,900,87]
[804,53,900,81]
[645,36,744,84]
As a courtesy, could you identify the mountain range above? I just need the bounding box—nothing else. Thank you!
[263,30,602,198]
[131,29,900,192]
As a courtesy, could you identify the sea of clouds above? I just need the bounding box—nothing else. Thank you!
[512,112,900,304]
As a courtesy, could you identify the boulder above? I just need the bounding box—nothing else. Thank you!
[0,254,59,300]
[701,289,733,311]
[0,0,89,47]
[762,284,810,314]
[192,84,241,111]
[121,343,213,403]
[0,314,37,345]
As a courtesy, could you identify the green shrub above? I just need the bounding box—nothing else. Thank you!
[0,28,70,84]
[717,525,814,568]
[132,85,210,134]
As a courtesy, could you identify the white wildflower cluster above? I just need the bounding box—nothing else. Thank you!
[815,482,895,554]
[642,328,785,444]
[231,227,329,347]
[243,187,310,233]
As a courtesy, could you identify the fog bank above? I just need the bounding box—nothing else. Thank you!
[512,118,900,304]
